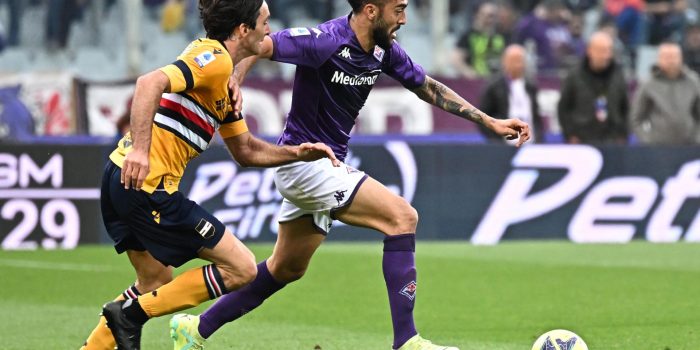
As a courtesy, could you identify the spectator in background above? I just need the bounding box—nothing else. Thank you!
[683,24,700,74]
[646,0,687,44]
[184,0,205,38]
[558,32,629,144]
[479,45,544,143]
[562,0,598,12]
[511,0,542,14]
[514,0,575,74]
[0,0,22,46]
[598,17,634,70]
[160,0,185,33]
[46,0,86,50]
[0,20,6,52]
[631,43,700,144]
[451,2,507,79]
[603,0,644,57]
[496,1,519,40]
[561,13,586,68]
[143,0,167,19]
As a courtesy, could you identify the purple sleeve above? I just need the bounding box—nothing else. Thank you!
[383,42,426,89]
[270,28,339,68]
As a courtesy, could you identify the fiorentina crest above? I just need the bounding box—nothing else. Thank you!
[399,280,417,301]
[373,45,385,61]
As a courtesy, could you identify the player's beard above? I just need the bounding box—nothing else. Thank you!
[372,16,394,50]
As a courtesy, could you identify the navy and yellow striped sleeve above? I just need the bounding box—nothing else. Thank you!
[218,112,249,139]
[160,59,195,92]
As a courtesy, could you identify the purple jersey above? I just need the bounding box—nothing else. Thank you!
[270,15,426,160]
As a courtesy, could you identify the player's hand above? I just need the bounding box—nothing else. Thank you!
[490,118,531,147]
[121,149,150,190]
[228,75,243,115]
[296,142,340,167]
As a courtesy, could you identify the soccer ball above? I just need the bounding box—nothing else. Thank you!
[531,329,588,350]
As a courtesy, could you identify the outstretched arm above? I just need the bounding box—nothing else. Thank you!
[411,75,531,146]
[223,132,339,168]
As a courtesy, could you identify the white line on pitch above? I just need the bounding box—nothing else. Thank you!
[0,258,117,272]
[0,189,100,199]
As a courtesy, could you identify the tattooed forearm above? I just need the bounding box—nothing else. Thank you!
[412,76,488,125]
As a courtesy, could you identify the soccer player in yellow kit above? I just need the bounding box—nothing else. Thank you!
[79,1,338,349]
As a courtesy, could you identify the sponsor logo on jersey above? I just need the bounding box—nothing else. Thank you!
[331,70,380,86]
[338,47,351,60]
[215,98,227,111]
[373,46,385,61]
[194,51,216,68]
[290,27,311,36]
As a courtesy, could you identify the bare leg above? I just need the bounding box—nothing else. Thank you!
[197,216,325,338]
[81,250,172,350]
[335,176,420,349]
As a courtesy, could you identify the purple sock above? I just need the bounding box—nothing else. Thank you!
[198,260,286,338]
[383,234,418,349]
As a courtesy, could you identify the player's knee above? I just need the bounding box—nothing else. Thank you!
[219,259,258,291]
[277,264,308,283]
[136,268,173,292]
[406,206,419,229]
[267,256,309,283]
[388,200,418,234]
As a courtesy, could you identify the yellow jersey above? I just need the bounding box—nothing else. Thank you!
[110,38,248,194]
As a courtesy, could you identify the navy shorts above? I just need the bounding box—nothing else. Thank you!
[100,161,226,267]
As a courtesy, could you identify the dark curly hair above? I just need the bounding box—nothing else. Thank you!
[199,0,265,41]
[346,0,389,13]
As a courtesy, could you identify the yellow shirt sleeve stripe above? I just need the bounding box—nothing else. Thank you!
[219,119,249,139]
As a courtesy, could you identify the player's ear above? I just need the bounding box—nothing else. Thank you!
[240,23,250,36]
[365,3,378,20]
[232,23,248,40]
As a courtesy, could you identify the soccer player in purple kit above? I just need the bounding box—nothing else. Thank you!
[171,0,531,349]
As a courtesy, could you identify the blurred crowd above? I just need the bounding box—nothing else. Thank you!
[0,0,699,145]
[0,0,698,75]
[450,0,700,78]
[452,0,700,145]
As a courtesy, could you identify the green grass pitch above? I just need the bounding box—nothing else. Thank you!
[0,241,699,349]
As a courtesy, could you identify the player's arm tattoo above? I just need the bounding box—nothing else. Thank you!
[411,75,489,126]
